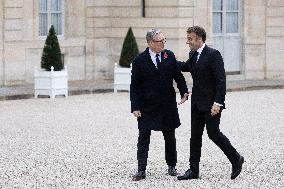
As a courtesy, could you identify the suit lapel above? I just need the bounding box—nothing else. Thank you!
[161,50,170,64]
[196,44,209,64]
[143,48,158,72]
[161,51,165,63]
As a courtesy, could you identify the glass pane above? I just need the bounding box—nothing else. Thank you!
[213,0,222,11]
[213,13,222,33]
[51,13,62,35]
[227,0,238,11]
[39,13,48,36]
[59,0,62,11]
[51,0,62,11]
[58,13,62,35]
[39,0,47,12]
[226,13,238,33]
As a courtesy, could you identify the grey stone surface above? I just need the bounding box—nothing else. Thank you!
[0,89,283,188]
[1,79,284,101]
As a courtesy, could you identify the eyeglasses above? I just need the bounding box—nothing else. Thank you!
[152,38,167,43]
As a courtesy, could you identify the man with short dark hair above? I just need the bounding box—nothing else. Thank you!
[177,26,244,180]
[130,29,189,181]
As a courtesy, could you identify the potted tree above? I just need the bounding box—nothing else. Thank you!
[34,25,68,98]
[114,27,139,92]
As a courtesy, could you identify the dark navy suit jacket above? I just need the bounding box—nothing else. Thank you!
[178,45,226,111]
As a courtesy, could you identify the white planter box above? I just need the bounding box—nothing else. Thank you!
[114,63,131,93]
[34,66,68,98]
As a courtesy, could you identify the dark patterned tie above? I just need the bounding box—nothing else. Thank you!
[191,51,199,63]
[156,53,161,69]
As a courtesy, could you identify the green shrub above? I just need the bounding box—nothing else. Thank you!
[41,25,63,71]
[119,27,139,68]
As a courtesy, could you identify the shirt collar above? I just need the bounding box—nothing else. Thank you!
[149,48,161,58]
[197,43,205,55]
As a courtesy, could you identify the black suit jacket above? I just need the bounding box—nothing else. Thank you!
[178,45,226,111]
[130,48,188,131]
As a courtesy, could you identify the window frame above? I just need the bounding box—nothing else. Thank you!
[38,0,65,39]
[212,0,240,36]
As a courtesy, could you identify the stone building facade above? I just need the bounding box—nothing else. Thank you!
[0,0,283,86]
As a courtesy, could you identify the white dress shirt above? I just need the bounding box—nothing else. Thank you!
[149,48,161,68]
[196,43,205,62]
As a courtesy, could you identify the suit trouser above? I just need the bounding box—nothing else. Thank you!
[137,128,177,171]
[189,106,239,174]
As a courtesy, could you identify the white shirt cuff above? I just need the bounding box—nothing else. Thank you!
[214,102,223,107]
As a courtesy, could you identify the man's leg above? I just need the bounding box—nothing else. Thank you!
[162,129,177,167]
[189,107,206,175]
[133,129,151,181]
[162,129,178,176]
[205,111,244,179]
[137,129,151,171]
[178,107,205,180]
[205,112,240,164]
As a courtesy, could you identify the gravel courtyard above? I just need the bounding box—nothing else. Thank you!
[0,89,283,189]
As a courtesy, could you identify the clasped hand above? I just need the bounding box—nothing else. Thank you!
[211,104,220,116]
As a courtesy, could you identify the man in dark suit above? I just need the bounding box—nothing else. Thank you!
[130,29,189,181]
[177,26,244,180]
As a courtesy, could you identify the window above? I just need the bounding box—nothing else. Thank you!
[213,0,239,34]
[213,0,222,33]
[39,0,63,36]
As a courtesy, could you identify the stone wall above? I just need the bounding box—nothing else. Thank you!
[243,0,266,79]
[84,0,208,83]
[87,0,195,80]
[3,0,25,84]
[0,0,4,85]
[266,0,284,79]
[0,0,284,85]
[243,0,284,79]
[0,0,89,85]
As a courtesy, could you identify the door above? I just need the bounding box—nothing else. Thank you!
[212,0,241,73]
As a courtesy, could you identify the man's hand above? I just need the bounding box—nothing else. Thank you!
[211,104,220,116]
[178,93,190,105]
[133,110,141,118]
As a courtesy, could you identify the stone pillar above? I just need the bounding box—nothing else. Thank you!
[84,1,94,80]
[243,0,266,79]
[91,0,112,80]
[0,0,4,85]
[22,0,36,83]
[23,0,34,40]
[64,0,87,81]
[265,0,284,79]
[3,0,25,84]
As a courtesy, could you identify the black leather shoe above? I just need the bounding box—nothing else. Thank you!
[177,169,199,180]
[231,155,244,179]
[168,166,177,176]
[132,171,146,181]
